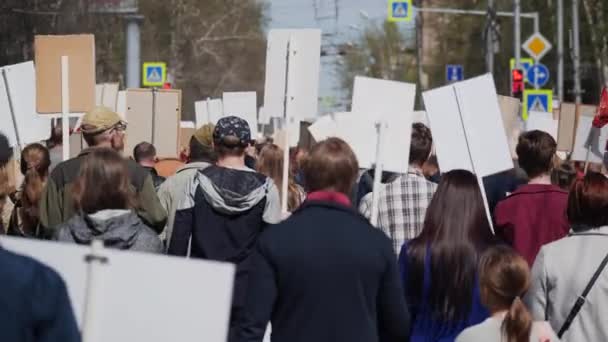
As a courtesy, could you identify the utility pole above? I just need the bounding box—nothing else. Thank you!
[572,0,582,104]
[486,0,495,74]
[416,0,424,107]
[514,0,521,68]
[557,0,564,102]
[125,14,143,88]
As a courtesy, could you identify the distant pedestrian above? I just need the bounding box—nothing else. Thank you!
[360,123,437,253]
[526,172,608,341]
[157,123,216,249]
[237,137,410,342]
[55,148,162,253]
[8,143,50,238]
[133,142,166,190]
[39,106,167,237]
[400,169,497,341]
[456,245,558,342]
[169,116,281,340]
[494,130,569,266]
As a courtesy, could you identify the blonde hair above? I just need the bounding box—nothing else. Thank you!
[256,144,303,211]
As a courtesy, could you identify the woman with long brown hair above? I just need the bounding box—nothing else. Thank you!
[256,144,305,212]
[400,169,497,341]
[55,148,162,253]
[8,143,50,237]
[456,245,558,342]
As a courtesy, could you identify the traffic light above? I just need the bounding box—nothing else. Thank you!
[511,68,524,99]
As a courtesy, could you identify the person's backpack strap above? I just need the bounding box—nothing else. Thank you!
[557,252,608,338]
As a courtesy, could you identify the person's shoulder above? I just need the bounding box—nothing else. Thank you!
[0,248,64,290]
[48,156,83,186]
[455,319,495,342]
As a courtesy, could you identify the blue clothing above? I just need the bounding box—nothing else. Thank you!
[0,247,80,342]
[398,244,488,342]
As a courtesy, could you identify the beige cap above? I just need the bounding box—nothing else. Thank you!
[193,123,215,146]
[80,106,123,135]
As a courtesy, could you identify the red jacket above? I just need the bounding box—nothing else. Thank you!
[494,184,569,265]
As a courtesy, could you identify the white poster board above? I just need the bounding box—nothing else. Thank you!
[0,236,235,342]
[0,61,52,147]
[116,90,127,120]
[571,116,606,163]
[412,111,429,126]
[258,106,270,125]
[344,76,416,173]
[525,111,558,140]
[307,112,349,142]
[223,92,257,136]
[194,98,223,128]
[101,83,119,111]
[264,29,321,120]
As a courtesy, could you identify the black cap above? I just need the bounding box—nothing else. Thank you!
[213,116,251,147]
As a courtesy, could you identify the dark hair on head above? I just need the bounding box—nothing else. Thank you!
[189,136,216,163]
[19,143,51,235]
[551,162,577,190]
[407,169,496,324]
[516,130,557,178]
[48,123,63,148]
[479,245,532,342]
[302,137,359,196]
[0,133,13,167]
[409,123,433,166]
[215,136,247,158]
[133,142,157,163]
[73,148,136,214]
[567,172,608,230]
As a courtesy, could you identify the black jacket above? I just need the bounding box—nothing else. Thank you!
[143,166,166,191]
[0,247,80,342]
[237,200,411,342]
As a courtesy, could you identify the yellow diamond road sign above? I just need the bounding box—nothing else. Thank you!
[523,33,552,61]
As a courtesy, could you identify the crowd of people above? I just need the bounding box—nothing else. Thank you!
[0,105,607,342]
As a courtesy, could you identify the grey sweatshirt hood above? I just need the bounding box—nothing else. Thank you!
[195,166,275,215]
[67,210,144,249]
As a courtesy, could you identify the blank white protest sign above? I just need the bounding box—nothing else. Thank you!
[423,74,513,229]
[194,98,223,128]
[307,112,350,142]
[345,76,416,173]
[0,236,235,342]
[525,111,558,140]
[223,92,258,136]
[571,116,606,163]
[0,61,51,147]
[264,29,321,146]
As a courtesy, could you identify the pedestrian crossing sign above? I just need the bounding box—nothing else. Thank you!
[142,62,166,87]
[388,0,413,22]
[523,89,553,120]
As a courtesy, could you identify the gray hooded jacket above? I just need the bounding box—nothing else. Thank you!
[55,209,163,253]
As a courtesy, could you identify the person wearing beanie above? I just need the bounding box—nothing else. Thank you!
[157,123,217,249]
[169,116,281,341]
[39,106,167,238]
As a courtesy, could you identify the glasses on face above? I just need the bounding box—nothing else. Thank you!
[112,122,127,132]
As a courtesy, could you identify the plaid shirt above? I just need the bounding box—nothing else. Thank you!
[359,167,437,254]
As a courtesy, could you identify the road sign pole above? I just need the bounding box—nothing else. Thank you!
[534,60,539,90]
[557,0,564,102]
[125,15,143,88]
[572,0,582,104]
[514,0,521,68]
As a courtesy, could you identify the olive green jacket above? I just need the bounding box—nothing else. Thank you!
[39,148,167,238]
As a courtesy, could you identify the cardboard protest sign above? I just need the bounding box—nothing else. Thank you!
[497,95,522,159]
[0,61,51,147]
[0,236,235,342]
[222,92,257,137]
[194,98,223,128]
[264,29,321,120]
[125,89,181,158]
[343,76,416,173]
[34,35,95,113]
[525,111,558,140]
[557,103,576,152]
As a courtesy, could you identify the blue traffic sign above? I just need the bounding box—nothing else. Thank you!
[526,63,550,88]
[388,0,413,22]
[142,62,166,87]
[523,89,553,120]
[446,64,464,83]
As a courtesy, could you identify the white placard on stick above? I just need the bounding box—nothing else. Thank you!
[222,92,258,136]
[0,236,235,342]
[0,61,51,147]
[525,111,558,140]
[571,116,606,163]
[116,90,127,120]
[345,76,416,173]
[194,98,223,128]
[263,29,321,121]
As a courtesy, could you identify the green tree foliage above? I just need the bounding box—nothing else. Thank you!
[337,21,417,101]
